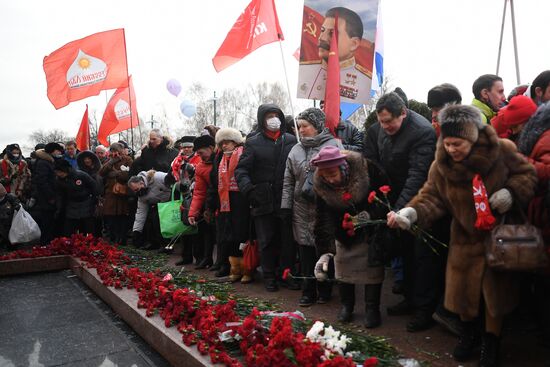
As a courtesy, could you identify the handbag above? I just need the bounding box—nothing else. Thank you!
[486,209,549,272]
[300,165,316,203]
[112,182,127,196]
[157,185,198,239]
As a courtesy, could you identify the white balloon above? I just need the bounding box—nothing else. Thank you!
[179,100,196,118]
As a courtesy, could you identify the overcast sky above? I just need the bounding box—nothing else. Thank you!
[0,0,548,152]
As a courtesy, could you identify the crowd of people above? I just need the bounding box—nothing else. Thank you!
[1,70,550,367]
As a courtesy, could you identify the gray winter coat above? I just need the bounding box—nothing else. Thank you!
[132,171,171,232]
[281,130,342,246]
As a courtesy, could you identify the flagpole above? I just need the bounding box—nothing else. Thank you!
[277,38,299,140]
[86,104,91,149]
[121,29,135,154]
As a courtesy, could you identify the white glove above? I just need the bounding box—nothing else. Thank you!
[393,207,417,230]
[314,253,334,282]
[489,188,513,214]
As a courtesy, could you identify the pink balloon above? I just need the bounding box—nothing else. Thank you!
[166,79,181,97]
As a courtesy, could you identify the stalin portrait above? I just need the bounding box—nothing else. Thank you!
[297,6,373,104]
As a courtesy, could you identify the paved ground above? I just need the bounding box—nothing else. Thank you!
[166,252,550,367]
[0,270,170,367]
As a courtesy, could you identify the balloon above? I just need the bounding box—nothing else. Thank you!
[166,79,182,97]
[180,100,196,118]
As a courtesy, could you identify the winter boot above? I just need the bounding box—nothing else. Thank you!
[337,282,355,323]
[452,320,480,362]
[228,256,242,282]
[241,263,254,284]
[132,231,144,248]
[364,284,382,328]
[195,239,214,269]
[479,333,500,367]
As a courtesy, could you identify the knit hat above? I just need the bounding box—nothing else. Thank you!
[34,143,46,151]
[296,108,326,132]
[427,83,462,109]
[215,128,244,145]
[53,158,72,173]
[44,142,64,154]
[311,146,346,169]
[193,135,215,152]
[176,136,196,148]
[491,95,537,138]
[439,105,484,143]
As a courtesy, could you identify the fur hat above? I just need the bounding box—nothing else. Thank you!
[53,158,72,173]
[176,136,196,148]
[215,128,244,145]
[311,146,346,169]
[427,83,462,109]
[193,135,215,152]
[491,95,537,138]
[44,142,64,154]
[439,105,484,143]
[296,108,326,132]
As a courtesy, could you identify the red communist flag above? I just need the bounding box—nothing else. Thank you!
[212,0,284,72]
[324,14,340,136]
[43,29,129,109]
[75,105,89,151]
[97,76,137,146]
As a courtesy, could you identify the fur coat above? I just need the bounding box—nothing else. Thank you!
[407,125,537,319]
[313,151,389,284]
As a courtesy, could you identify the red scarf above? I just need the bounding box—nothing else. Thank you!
[472,174,496,230]
[1,160,24,193]
[264,130,281,141]
[218,146,243,212]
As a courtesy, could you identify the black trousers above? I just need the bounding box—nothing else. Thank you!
[104,215,129,245]
[64,217,95,237]
[31,208,56,244]
[299,245,332,298]
[254,213,295,279]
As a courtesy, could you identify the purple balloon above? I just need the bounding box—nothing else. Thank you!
[166,79,182,97]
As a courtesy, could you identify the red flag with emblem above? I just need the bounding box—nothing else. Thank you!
[75,105,90,151]
[97,76,137,146]
[212,0,284,72]
[43,29,129,109]
[324,14,340,136]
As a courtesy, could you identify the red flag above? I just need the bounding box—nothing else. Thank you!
[212,0,284,72]
[76,105,90,151]
[324,14,340,136]
[97,76,138,146]
[43,29,129,109]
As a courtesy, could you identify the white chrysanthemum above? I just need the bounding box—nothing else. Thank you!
[306,321,325,341]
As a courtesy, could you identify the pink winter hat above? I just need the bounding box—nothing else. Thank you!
[310,146,346,169]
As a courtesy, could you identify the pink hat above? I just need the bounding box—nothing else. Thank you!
[311,146,346,169]
[491,95,537,138]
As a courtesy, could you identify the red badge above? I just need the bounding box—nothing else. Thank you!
[75,179,82,186]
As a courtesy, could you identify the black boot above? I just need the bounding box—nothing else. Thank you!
[479,333,500,367]
[407,308,435,332]
[215,263,230,277]
[364,284,382,328]
[453,320,480,362]
[131,231,144,248]
[337,283,355,323]
[196,235,214,269]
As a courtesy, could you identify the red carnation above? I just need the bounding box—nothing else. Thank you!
[379,185,391,195]
[346,229,355,237]
[364,356,379,367]
[282,268,292,280]
[368,191,377,204]
[342,192,352,202]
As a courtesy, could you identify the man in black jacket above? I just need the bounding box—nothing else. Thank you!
[236,103,298,292]
[364,92,438,331]
[130,129,178,176]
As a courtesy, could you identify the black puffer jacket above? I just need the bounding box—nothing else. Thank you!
[31,150,57,211]
[129,137,178,176]
[363,109,436,209]
[235,103,297,216]
[56,169,99,219]
[336,120,363,152]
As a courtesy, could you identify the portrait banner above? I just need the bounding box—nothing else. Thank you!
[296,1,379,104]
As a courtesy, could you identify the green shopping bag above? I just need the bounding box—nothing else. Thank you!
[157,185,198,239]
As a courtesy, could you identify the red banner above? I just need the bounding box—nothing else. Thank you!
[43,29,129,109]
[212,0,283,72]
[97,76,137,146]
[75,105,89,151]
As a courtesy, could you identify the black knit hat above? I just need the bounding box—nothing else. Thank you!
[176,136,196,149]
[34,143,46,151]
[53,158,72,173]
[44,142,64,154]
[439,105,484,143]
[427,83,462,109]
[193,135,215,152]
[296,108,326,132]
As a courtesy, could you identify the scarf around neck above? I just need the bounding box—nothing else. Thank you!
[218,146,244,212]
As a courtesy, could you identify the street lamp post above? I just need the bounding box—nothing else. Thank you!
[213,91,217,126]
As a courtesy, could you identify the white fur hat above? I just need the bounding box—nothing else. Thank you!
[215,127,244,145]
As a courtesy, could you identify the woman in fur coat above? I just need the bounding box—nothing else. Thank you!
[388,105,537,367]
[312,146,389,328]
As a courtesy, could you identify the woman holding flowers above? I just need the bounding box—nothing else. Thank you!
[311,145,389,328]
[387,105,537,367]
[281,108,342,307]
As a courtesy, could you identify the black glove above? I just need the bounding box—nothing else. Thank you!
[132,231,144,248]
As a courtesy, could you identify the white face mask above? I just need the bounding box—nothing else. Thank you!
[265,117,281,132]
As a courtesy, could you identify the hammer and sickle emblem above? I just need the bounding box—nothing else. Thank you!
[304,22,317,37]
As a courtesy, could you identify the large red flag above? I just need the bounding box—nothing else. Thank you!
[43,29,129,109]
[324,14,340,136]
[212,0,284,72]
[97,76,137,146]
[75,105,90,151]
